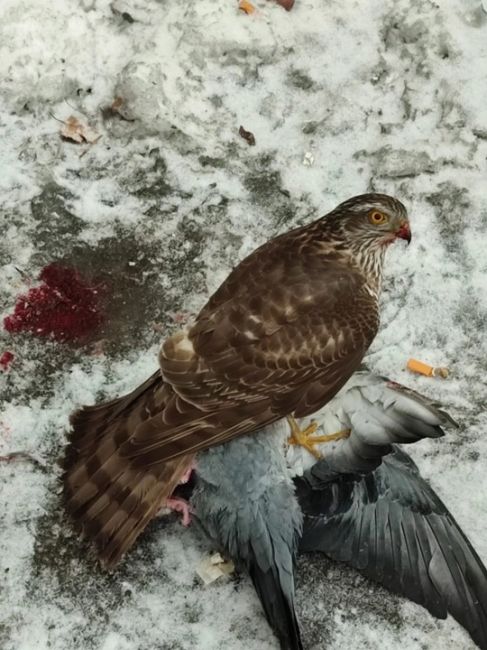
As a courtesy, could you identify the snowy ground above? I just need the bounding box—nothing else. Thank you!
[1,0,487,648]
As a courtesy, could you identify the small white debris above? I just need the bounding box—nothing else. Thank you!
[196,552,235,585]
[302,151,314,166]
[121,581,134,597]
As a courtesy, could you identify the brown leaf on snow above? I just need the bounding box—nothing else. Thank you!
[238,0,256,14]
[239,125,256,146]
[60,116,101,144]
[111,97,124,112]
[101,96,135,122]
[269,0,295,10]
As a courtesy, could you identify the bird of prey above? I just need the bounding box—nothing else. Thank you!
[63,193,411,566]
[190,371,487,650]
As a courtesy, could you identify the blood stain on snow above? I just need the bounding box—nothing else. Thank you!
[0,351,14,371]
[3,263,106,344]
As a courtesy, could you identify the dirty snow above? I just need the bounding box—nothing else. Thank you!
[1,0,487,649]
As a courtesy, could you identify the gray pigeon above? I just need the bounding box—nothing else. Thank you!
[189,371,487,650]
[191,424,303,650]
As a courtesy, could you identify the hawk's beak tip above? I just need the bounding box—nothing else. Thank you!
[396,223,412,245]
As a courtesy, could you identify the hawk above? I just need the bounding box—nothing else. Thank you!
[63,193,411,566]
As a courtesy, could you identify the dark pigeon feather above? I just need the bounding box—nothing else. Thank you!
[297,446,487,650]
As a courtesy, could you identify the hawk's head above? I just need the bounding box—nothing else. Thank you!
[328,193,411,247]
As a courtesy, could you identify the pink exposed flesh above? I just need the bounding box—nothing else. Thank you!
[166,497,192,526]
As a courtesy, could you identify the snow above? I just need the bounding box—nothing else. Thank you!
[1,0,487,649]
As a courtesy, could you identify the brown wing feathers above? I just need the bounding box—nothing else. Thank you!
[63,224,380,566]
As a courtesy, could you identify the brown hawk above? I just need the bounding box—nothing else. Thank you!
[63,192,411,566]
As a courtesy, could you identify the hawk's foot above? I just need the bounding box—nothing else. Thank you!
[287,415,350,458]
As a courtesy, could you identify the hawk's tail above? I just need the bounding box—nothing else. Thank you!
[62,371,194,567]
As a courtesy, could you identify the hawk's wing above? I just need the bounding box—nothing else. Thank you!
[124,250,379,465]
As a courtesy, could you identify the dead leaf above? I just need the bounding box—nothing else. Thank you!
[269,0,295,10]
[60,116,101,144]
[111,97,123,111]
[239,0,256,14]
[239,125,256,146]
[101,96,135,122]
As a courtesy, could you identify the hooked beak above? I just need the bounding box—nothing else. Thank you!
[396,221,411,245]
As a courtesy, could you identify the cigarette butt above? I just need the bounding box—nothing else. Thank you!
[432,366,450,378]
[407,359,434,376]
[407,358,449,378]
[239,0,256,14]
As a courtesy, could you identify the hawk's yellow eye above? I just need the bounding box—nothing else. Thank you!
[368,210,388,225]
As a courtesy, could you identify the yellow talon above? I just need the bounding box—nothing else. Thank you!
[287,416,350,458]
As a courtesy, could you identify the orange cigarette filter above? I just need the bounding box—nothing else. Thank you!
[407,358,449,378]
[239,0,256,13]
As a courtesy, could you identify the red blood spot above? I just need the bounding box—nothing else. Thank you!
[0,351,14,371]
[4,263,105,343]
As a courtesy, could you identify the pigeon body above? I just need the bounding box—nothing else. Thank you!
[191,372,487,650]
[192,424,303,650]
[63,193,410,565]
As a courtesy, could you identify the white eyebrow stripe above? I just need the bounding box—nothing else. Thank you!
[349,202,385,212]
